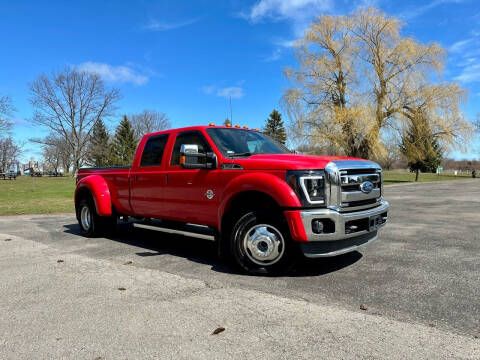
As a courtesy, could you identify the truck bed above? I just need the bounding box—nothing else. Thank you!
[77,166,131,180]
[78,166,130,172]
[77,166,133,214]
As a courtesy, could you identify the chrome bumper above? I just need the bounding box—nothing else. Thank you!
[299,200,389,258]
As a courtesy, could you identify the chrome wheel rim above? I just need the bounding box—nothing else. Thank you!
[80,205,92,231]
[243,224,285,266]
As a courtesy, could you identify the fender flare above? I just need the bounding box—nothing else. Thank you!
[75,175,112,217]
[218,172,301,229]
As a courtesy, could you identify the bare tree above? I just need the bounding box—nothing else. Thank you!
[0,137,21,173]
[130,110,170,139]
[42,145,61,173]
[475,114,480,133]
[31,133,72,173]
[30,67,120,175]
[0,95,14,136]
[474,114,480,156]
[374,135,401,170]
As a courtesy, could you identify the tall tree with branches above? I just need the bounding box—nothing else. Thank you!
[283,7,472,159]
[29,67,120,175]
[130,110,171,140]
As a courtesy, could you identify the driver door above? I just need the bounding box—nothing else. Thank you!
[162,130,220,226]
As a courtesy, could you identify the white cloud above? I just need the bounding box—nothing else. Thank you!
[143,17,200,31]
[241,1,333,62]
[263,48,282,62]
[202,85,216,95]
[400,0,465,20]
[77,62,149,85]
[203,85,245,99]
[357,0,380,7]
[244,0,333,22]
[454,63,480,83]
[274,38,297,48]
[449,39,473,53]
[217,87,244,99]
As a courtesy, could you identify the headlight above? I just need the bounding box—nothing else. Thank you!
[286,170,326,208]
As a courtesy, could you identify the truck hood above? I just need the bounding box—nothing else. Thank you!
[226,154,368,170]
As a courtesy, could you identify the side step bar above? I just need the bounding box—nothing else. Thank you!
[133,221,216,241]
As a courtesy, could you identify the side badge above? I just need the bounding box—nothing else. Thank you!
[205,189,215,200]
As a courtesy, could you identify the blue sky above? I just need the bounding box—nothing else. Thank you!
[1,0,479,160]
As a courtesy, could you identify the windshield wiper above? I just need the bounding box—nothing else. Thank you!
[227,152,253,158]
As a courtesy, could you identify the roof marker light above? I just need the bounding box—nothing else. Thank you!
[209,122,215,126]
[226,123,232,127]
[243,125,249,129]
[235,124,241,128]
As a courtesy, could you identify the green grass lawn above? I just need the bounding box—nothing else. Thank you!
[0,171,475,215]
[0,176,75,215]
[382,171,472,185]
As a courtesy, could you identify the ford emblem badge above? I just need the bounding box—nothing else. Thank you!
[360,181,374,194]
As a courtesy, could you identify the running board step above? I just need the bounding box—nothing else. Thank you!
[133,222,216,241]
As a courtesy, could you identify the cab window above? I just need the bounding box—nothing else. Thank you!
[140,134,169,167]
[171,131,211,166]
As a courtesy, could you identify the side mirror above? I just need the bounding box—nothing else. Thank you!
[180,144,217,169]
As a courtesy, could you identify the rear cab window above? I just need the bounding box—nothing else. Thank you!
[140,134,169,167]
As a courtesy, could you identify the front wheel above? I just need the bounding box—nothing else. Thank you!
[230,211,297,275]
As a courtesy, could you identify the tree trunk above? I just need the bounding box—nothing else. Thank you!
[415,169,419,182]
[72,154,80,177]
[356,138,371,160]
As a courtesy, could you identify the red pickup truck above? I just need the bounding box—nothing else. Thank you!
[75,125,388,274]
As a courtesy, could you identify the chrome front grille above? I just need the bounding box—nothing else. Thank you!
[324,160,383,212]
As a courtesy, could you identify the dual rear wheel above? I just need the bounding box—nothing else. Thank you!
[77,198,117,237]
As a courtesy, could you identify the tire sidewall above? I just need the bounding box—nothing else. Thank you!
[77,199,97,237]
[230,211,296,275]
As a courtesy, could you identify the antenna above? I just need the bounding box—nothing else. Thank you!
[229,96,233,123]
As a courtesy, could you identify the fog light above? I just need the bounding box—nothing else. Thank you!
[312,220,324,234]
[312,219,335,234]
[345,225,358,234]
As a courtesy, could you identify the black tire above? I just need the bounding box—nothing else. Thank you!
[77,198,116,237]
[230,211,297,275]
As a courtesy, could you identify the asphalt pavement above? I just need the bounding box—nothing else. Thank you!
[0,179,479,359]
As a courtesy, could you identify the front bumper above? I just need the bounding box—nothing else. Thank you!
[287,200,389,258]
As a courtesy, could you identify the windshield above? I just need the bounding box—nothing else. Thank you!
[206,128,291,157]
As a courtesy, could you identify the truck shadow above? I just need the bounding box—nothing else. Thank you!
[63,222,362,277]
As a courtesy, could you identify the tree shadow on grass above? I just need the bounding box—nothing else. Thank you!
[63,222,362,277]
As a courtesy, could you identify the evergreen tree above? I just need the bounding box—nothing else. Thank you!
[263,109,287,144]
[110,115,137,166]
[86,119,111,166]
[400,111,443,181]
[223,118,231,126]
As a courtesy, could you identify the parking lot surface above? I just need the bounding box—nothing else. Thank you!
[0,180,479,359]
